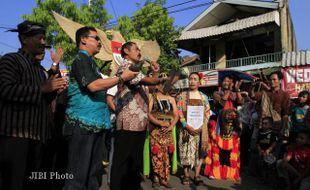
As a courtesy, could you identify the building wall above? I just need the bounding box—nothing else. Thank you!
[216,39,226,69]
[274,29,282,52]
[280,0,297,52]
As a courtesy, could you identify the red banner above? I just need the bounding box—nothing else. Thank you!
[283,66,310,97]
[111,41,123,65]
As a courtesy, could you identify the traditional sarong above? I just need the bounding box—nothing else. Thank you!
[179,128,201,167]
[143,96,177,183]
[143,128,177,176]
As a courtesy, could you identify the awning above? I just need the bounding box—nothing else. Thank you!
[178,10,280,41]
[281,50,310,67]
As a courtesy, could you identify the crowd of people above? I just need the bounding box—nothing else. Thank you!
[0,20,309,190]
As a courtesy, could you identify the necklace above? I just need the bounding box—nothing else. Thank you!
[222,131,233,139]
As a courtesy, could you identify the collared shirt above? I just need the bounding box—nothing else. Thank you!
[64,51,111,133]
[0,49,54,142]
[115,59,149,131]
[100,73,118,123]
[255,89,291,117]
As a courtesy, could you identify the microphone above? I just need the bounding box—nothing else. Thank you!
[143,57,151,63]
[129,61,143,72]
[129,57,152,72]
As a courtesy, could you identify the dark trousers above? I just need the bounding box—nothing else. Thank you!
[44,137,68,190]
[103,129,113,162]
[0,136,45,190]
[110,130,146,190]
[63,127,104,190]
[240,125,253,168]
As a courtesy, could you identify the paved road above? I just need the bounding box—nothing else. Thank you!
[100,169,275,190]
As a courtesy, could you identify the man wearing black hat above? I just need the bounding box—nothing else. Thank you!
[0,21,68,190]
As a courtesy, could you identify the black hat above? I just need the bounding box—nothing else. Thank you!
[8,21,46,36]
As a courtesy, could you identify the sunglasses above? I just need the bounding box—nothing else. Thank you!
[86,35,101,41]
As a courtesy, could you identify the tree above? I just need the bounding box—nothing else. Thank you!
[22,0,112,66]
[116,0,181,72]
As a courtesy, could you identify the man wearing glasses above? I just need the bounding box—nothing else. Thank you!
[63,26,138,190]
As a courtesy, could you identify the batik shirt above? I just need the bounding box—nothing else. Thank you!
[115,59,149,132]
[64,50,111,133]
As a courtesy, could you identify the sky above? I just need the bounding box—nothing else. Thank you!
[0,0,309,69]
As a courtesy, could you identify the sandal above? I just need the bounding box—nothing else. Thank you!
[152,182,161,189]
[152,175,161,188]
[182,176,190,185]
[161,182,176,189]
[194,176,203,185]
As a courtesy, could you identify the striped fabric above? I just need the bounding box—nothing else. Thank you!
[0,49,54,142]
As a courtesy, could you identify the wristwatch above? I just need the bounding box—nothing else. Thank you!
[118,76,124,84]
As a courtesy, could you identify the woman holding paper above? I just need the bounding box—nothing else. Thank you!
[177,72,211,185]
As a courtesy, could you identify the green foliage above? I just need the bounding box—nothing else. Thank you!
[117,16,140,40]
[22,0,112,67]
[23,0,181,72]
[116,0,181,72]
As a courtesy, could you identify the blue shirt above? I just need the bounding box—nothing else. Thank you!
[290,106,308,132]
[65,51,111,132]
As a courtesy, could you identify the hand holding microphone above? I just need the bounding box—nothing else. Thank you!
[128,57,149,72]
[129,57,160,73]
[145,57,160,73]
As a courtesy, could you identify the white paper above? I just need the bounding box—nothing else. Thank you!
[187,106,204,129]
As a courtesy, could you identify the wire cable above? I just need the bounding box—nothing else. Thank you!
[106,0,202,27]
[107,1,212,28]
[0,41,17,50]
[109,0,119,21]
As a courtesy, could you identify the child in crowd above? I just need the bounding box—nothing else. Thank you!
[256,117,278,182]
[276,130,310,190]
[290,91,310,143]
